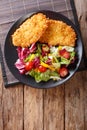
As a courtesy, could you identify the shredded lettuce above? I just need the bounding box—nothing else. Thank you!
[60,57,70,65]
[50,46,58,56]
[29,69,50,82]
[36,43,42,55]
[52,62,61,69]
[70,51,75,58]
[24,54,34,62]
[29,69,61,82]
[62,46,74,52]
[50,71,61,80]
[41,56,48,62]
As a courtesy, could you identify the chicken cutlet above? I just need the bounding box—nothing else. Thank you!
[12,13,48,47]
[39,19,76,47]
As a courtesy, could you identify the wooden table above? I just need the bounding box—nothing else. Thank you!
[0,0,87,130]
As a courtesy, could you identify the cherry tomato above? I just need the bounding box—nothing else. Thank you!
[25,61,33,71]
[59,49,70,59]
[38,65,47,72]
[59,67,69,77]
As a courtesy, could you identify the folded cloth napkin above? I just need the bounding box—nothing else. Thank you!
[0,0,86,87]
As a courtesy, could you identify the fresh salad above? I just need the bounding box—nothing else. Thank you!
[15,42,76,82]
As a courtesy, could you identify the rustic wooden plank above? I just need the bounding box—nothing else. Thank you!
[0,65,4,130]
[2,84,24,130]
[44,86,65,130]
[24,86,43,130]
[75,0,87,130]
[82,72,87,130]
[65,0,87,130]
[65,73,84,130]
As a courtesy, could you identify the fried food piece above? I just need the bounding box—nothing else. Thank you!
[39,20,76,46]
[12,13,48,47]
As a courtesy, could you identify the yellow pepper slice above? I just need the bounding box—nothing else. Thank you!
[58,46,62,50]
[40,61,55,71]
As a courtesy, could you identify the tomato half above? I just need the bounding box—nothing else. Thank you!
[38,65,47,72]
[59,49,70,59]
[25,61,33,71]
[59,67,69,77]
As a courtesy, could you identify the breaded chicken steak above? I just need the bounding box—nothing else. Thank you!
[12,13,48,47]
[39,19,76,46]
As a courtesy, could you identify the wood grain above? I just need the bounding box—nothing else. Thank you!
[0,65,4,130]
[1,80,24,130]
[65,73,84,130]
[75,0,87,130]
[44,86,65,130]
[83,72,87,130]
[24,86,43,130]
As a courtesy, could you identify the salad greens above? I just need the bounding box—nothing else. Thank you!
[15,42,76,83]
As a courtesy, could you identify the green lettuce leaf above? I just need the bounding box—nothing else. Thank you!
[29,69,61,82]
[29,69,50,82]
[60,57,70,65]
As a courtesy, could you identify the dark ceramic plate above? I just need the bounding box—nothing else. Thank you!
[4,10,83,88]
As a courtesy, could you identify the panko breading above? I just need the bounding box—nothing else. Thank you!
[39,19,76,46]
[12,13,48,47]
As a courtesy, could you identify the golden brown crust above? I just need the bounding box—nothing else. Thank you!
[12,13,48,47]
[39,19,76,47]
